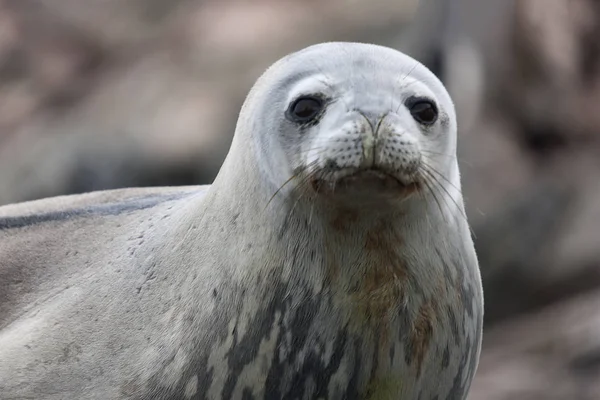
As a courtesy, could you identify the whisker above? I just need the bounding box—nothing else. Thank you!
[420,160,463,199]
[417,179,434,232]
[419,171,448,225]
[264,174,298,212]
[420,167,455,215]
[330,171,338,195]
[420,150,457,159]
[296,147,327,157]
[278,161,326,224]
[420,164,473,236]
[399,78,420,91]
[264,160,319,213]
[394,62,419,114]
[286,174,314,220]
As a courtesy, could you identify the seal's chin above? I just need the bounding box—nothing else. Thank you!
[311,168,420,202]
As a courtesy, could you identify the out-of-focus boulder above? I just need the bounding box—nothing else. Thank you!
[469,289,600,400]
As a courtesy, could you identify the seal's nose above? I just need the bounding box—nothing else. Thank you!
[356,110,383,135]
[357,110,387,169]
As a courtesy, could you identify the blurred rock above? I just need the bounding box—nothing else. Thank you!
[1,0,600,398]
[469,289,600,400]
[459,0,600,325]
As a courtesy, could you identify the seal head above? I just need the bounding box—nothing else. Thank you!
[231,42,458,209]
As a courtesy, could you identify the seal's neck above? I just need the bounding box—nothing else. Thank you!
[204,149,468,299]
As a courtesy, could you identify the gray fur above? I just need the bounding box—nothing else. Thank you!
[0,42,483,399]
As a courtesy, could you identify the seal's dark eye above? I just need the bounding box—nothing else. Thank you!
[408,99,438,125]
[287,96,323,123]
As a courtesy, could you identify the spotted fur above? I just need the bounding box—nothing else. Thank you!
[0,43,482,399]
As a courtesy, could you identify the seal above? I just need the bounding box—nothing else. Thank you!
[0,42,483,400]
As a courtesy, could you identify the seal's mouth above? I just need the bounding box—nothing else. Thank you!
[310,168,420,198]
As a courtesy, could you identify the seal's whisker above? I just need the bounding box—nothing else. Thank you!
[286,178,311,220]
[395,62,419,114]
[423,162,476,237]
[304,164,327,226]
[419,171,448,225]
[419,184,437,233]
[264,160,319,212]
[421,158,462,193]
[330,173,338,194]
[421,164,465,215]
[420,163,470,226]
[321,169,337,191]
[264,173,301,212]
[423,162,477,238]
[296,147,327,157]
[278,162,323,222]
[420,166,454,216]
[420,150,457,159]
[416,183,435,232]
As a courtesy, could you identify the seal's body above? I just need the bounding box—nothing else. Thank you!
[0,43,483,400]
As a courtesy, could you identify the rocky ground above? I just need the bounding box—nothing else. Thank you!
[1,0,599,398]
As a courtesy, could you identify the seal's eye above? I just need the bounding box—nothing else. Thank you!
[287,96,323,123]
[407,98,438,125]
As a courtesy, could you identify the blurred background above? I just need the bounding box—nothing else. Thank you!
[0,0,599,398]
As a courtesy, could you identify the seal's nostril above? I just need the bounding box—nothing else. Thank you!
[356,110,376,134]
[355,110,389,137]
[374,113,389,138]
[356,110,392,170]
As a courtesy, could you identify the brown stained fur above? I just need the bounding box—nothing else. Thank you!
[324,214,409,337]
[410,302,435,377]
[330,208,359,232]
[356,220,408,342]
[325,210,418,382]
